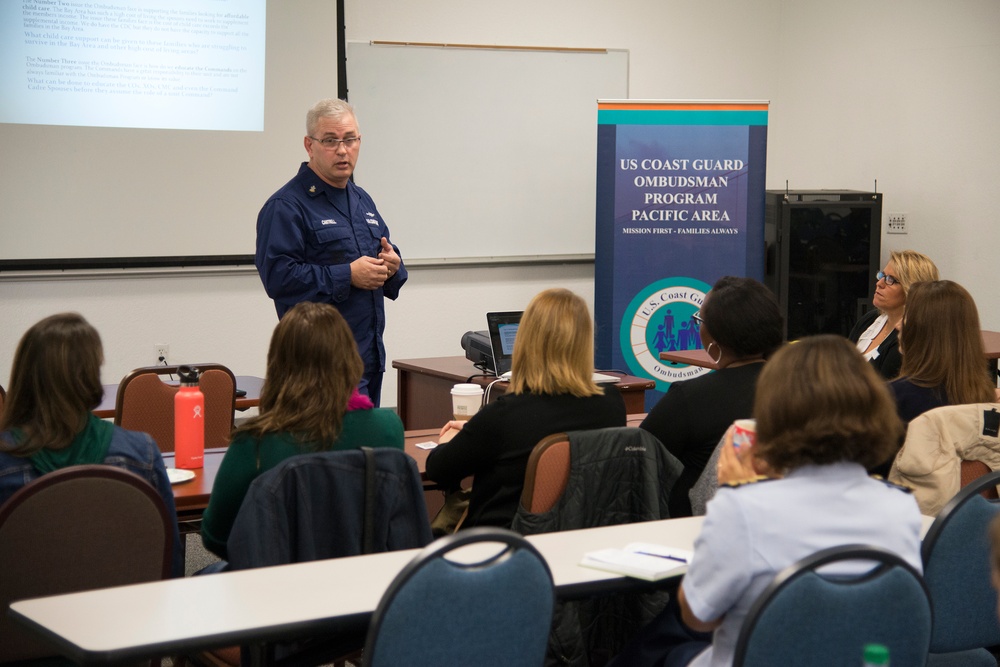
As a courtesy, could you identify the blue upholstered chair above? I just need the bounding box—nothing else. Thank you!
[733,545,932,667]
[922,470,1000,666]
[363,527,555,667]
[226,447,434,667]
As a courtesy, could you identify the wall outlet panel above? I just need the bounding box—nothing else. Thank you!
[155,344,169,365]
[887,212,908,235]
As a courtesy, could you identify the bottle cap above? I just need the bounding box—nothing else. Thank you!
[177,365,200,386]
[863,643,889,665]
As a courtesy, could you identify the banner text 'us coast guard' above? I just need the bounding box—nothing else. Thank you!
[594,100,768,409]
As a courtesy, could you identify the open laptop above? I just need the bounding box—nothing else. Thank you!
[485,311,619,384]
[486,311,522,377]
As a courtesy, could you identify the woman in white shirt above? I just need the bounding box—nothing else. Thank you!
[847,249,938,379]
[609,335,923,667]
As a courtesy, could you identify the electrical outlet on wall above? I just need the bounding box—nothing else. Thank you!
[155,344,169,365]
[887,213,908,235]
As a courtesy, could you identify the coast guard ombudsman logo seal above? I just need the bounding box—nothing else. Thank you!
[619,276,713,392]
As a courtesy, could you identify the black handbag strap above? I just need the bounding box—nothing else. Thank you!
[361,447,376,554]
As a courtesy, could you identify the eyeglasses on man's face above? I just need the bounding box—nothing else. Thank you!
[309,135,361,149]
[692,310,704,324]
[876,271,900,287]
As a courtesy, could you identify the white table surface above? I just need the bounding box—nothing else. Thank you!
[9,517,704,663]
[10,513,938,664]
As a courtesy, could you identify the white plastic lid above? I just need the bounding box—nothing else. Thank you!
[451,383,484,395]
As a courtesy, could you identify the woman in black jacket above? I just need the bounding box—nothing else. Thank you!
[639,277,783,517]
[427,288,627,529]
[847,249,938,379]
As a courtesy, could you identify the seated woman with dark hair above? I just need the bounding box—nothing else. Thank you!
[0,313,183,576]
[890,280,997,423]
[639,276,783,517]
[426,288,627,529]
[610,335,923,667]
[200,301,404,560]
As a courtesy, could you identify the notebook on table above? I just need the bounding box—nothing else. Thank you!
[486,310,619,384]
[580,542,693,581]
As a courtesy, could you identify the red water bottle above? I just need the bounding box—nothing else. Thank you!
[175,366,204,469]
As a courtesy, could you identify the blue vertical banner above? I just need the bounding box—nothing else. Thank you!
[594,101,768,409]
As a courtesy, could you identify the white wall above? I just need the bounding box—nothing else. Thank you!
[2,0,998,404]
[766,0,1000,323]
[0,264,595,408]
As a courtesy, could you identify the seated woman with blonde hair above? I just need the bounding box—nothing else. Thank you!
[426,288,627,529]
[200,301,404,560]
[849,249,939,379]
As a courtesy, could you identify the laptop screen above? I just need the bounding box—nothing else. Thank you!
[486,311,522,376]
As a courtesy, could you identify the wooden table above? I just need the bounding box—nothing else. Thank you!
[983,330,1000,383]
[9,517,704,664]
[393,356,656,429]
[163,429,443,523]
[94,376,265,420]
[662,331,1000,382]
[658,348,717,370]
[165,421,647,529]
[163,448,225,525]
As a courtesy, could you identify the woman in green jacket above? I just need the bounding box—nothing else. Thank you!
[201,302,403,560]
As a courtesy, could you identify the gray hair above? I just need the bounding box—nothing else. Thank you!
[306,98,358,136]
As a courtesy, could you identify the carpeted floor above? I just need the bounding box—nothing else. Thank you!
[183,532,222,576]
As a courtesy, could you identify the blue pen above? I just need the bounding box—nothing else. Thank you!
[635,551,687,563]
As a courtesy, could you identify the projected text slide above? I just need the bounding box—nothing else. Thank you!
[0,0,265,131]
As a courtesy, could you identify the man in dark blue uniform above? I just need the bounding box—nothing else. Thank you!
[255,99,406,406]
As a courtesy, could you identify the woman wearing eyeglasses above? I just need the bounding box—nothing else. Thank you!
[639,277,783,517]
[847,250,939,380]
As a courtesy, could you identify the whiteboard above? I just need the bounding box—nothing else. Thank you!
[346,42,628,261]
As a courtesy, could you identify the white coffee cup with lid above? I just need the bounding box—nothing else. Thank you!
[451,383,484,421]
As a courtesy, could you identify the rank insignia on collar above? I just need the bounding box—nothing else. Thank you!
[309,185,316,193]
[871,475,914,493]
[721,475,771,489]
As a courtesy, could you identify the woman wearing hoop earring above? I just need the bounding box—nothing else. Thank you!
[639,277,783,517]
[705,341,723,366]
